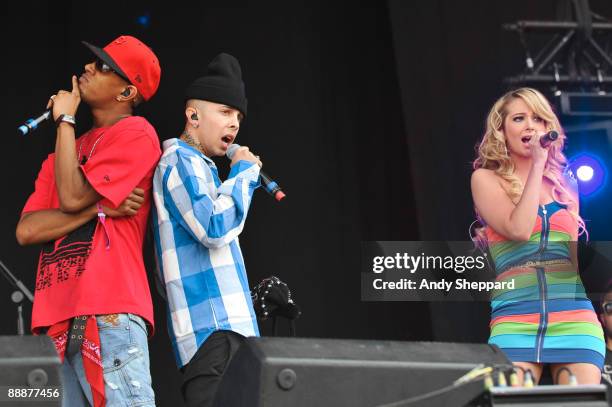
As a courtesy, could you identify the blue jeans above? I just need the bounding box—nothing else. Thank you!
[60,313,155,406]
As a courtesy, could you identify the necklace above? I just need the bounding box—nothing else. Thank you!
[77,115,131,164]
[78,131,106,165]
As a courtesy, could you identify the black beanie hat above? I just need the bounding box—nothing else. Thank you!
[185,53,247,117]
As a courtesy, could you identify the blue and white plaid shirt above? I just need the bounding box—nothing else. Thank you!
[152,138,260,367]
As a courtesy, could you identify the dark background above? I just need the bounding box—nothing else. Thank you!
[1,1,611,404]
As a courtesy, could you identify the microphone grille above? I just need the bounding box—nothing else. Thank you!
[226,143,241,159]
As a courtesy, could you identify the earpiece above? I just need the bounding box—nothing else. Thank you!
[190,113,198,120]
[121,88,131,97]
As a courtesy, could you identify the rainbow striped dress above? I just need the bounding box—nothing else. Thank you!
[486,201,605,369]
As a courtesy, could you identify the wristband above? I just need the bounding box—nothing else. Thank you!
[96,203,111,250]
[55,114,76,128]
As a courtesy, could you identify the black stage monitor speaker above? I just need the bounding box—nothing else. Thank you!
[0,335,62,406]
[489,384,608,406]
[214,337,511,407]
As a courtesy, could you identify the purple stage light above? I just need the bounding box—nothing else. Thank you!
[576,165,594,182]
[568,154,607,196]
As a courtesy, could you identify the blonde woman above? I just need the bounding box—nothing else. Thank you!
[471,88,604,384]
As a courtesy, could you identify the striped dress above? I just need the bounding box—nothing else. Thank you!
[487,201,605,369]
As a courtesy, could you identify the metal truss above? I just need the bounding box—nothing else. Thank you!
[503,0,612,93]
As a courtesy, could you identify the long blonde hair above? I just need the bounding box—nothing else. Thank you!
[472,87,586,244]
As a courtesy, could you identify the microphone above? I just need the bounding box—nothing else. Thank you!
[227,144,286,202]
[18,110,52,135]
[540,130,559,148]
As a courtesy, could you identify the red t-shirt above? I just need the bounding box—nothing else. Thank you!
[22,116,161,334]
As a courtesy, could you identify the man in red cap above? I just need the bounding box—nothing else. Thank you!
[16,35,161,407]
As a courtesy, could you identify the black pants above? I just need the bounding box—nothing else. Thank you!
[181,330,245,407]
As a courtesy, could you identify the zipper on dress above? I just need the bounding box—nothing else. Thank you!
[535,204,550,362]
[535,267,548,362]
[537,205,548,254]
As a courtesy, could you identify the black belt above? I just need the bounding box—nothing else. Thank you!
[66,316,88,357]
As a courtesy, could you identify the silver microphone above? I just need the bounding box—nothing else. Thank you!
[540,130,559,148]
[18,110,52,135]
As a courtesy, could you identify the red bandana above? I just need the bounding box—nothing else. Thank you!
[47,317,105,407]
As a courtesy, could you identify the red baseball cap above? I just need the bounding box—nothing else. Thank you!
[82,35,161,101]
